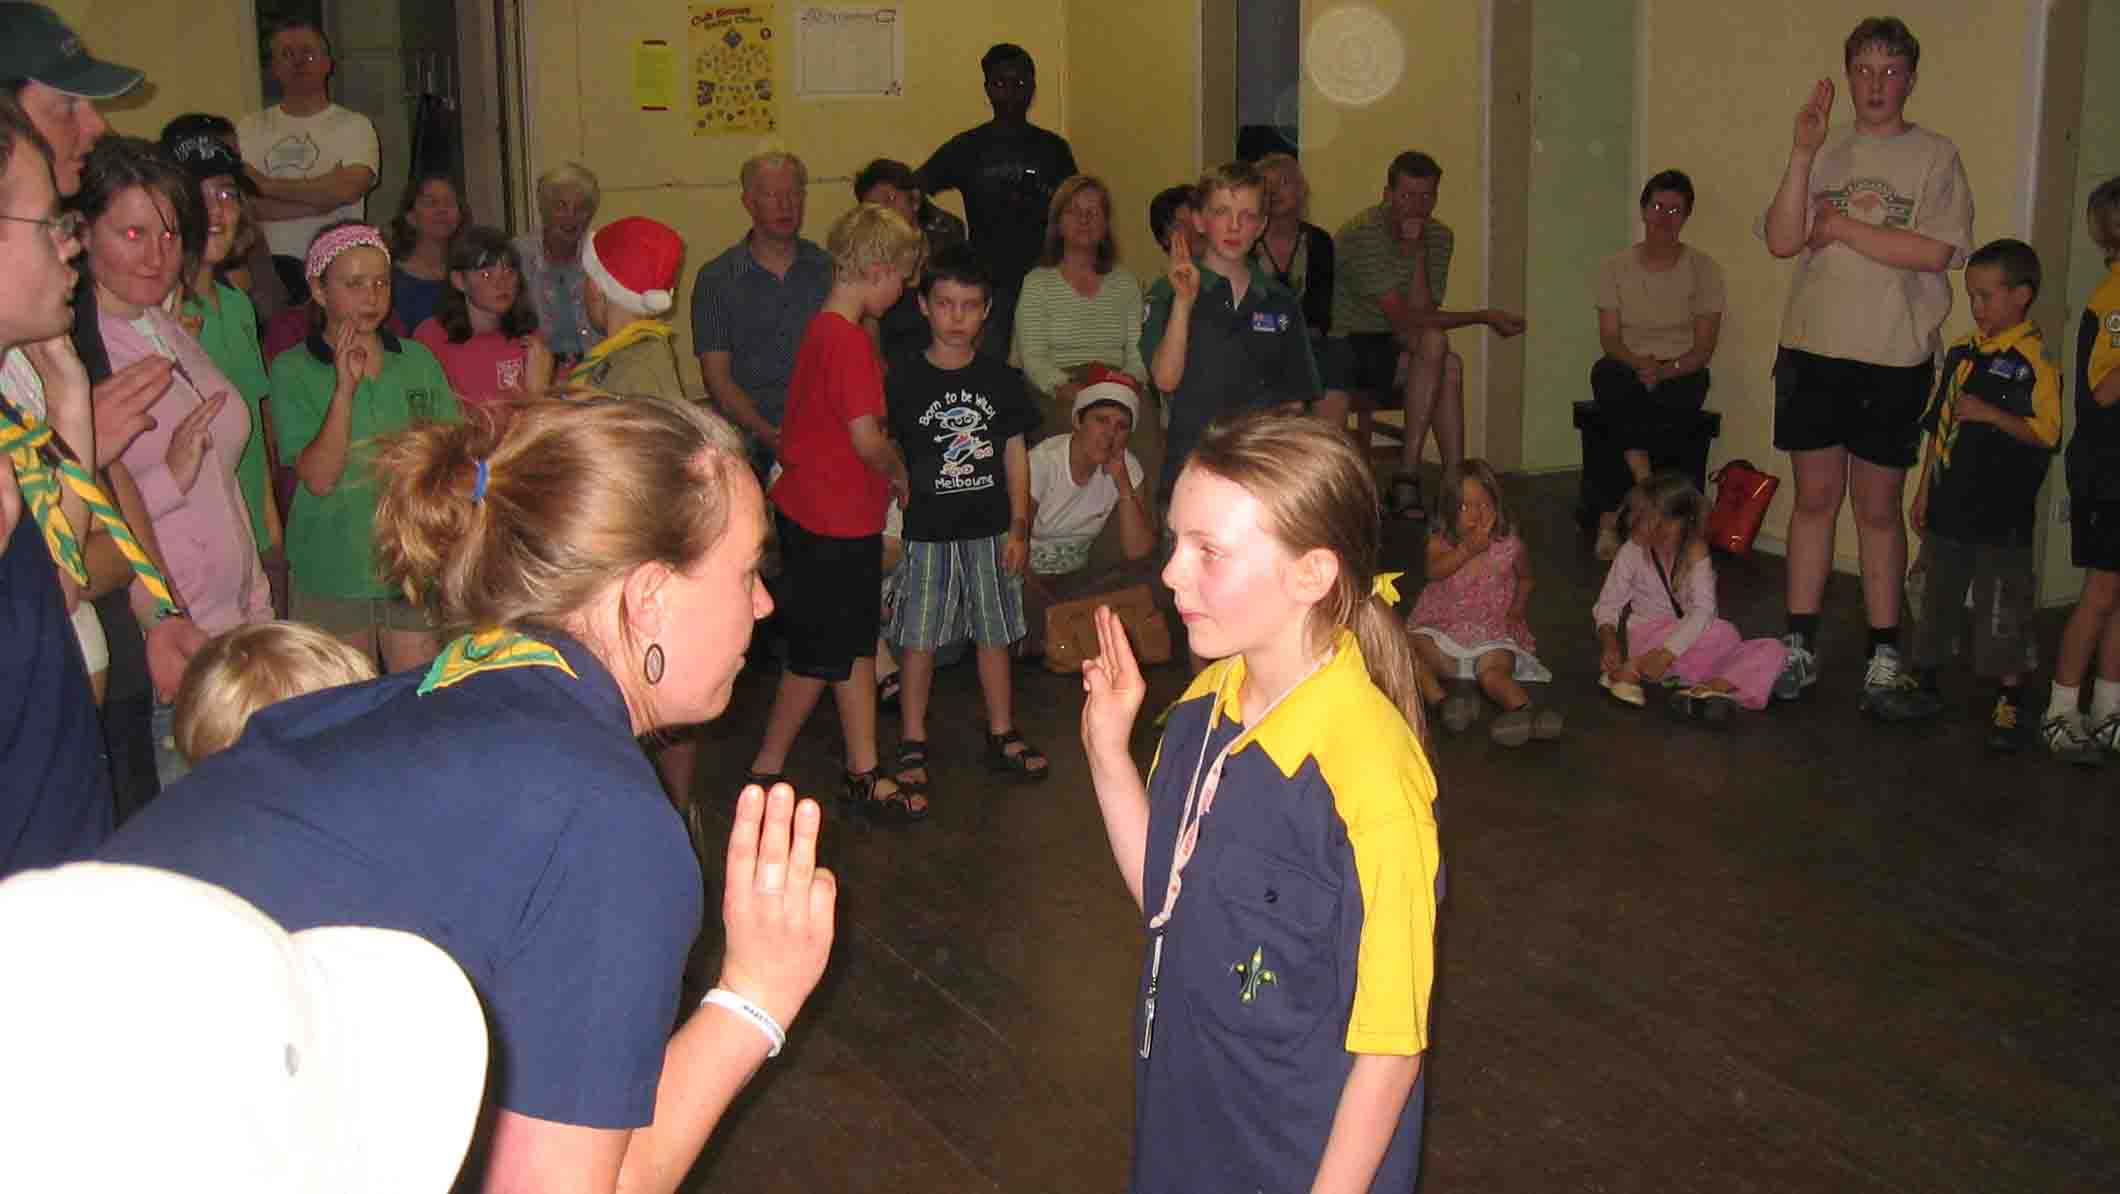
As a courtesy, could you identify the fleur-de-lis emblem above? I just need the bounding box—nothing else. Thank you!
[1231,945,1278,1003]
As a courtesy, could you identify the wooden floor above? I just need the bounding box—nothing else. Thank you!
[674,469,2120,1192]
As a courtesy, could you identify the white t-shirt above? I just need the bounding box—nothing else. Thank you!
[237,103,380,260]
[1028,433,1143,576]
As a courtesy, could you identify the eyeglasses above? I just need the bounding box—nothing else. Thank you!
[0,211,85,244]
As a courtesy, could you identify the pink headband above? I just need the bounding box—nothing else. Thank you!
[305,224,390,281]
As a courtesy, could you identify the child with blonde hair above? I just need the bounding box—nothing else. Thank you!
[172,621,377,762]
[1082,410,1439,1193]
[749,203,925,819]
[1406,459,1561,743]
[1594,471,1787,720]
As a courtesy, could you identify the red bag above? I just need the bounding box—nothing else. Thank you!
[1707,460,1780,554]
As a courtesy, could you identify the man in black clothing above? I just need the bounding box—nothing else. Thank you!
[917,43,1076,362]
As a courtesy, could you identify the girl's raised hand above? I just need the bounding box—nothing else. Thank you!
[163,391,228,495]
[1081,604,1147,760]
[1793,78,1834,152]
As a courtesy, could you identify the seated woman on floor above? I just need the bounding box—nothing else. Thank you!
[1588,168,1725,559]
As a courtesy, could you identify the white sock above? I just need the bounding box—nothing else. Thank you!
[2094,678,2120,722]
[2048,683,2081,722]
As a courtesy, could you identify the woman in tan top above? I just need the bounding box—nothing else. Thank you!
[1589,169,1725,557]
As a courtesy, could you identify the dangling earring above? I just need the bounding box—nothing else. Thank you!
[643,643,666,685]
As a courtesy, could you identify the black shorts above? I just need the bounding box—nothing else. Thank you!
[1771,347,1932,468]
[772,512,881,682]
[1322,333,1400,392]
[2072,499,2120,573]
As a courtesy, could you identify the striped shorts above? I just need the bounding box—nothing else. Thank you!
[887,534,1026,650]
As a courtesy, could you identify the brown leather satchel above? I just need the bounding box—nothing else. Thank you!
[1042,584,1173,674]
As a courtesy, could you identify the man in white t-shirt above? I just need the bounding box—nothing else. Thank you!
[237,19,378,302]
[1022,371,1157,652]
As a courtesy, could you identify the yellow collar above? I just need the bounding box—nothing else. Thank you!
[1967,319,2041,357]
[1177,629,1368,779]
[570,319,673,383]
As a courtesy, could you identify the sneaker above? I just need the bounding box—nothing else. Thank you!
[1594,527,1622,561]
[1771,634,1817,702]
[1669,684,1738,725]
[1985,690,2024,753]
[2090,711,2120,756]
[2043,712,2104,767]
[1859,646,1944,722]
[1599,672,1647,707]
[1440,693,1481,734]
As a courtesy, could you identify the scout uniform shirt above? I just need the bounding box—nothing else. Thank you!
[1921,319,2061,547]
[1140,260,1320,503]
[269,331,460,599]
[2072,260,2120,501]
[1134,633,1440,1193]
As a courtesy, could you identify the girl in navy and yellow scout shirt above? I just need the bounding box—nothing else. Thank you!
[1082,412,1440,1193]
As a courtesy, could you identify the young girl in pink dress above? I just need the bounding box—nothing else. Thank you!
[1407,460,1562,744]
[1594,471,1788,721]
[412,226,552,406]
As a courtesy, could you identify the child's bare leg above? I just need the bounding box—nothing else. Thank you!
[1476,648,1528,710]
[2056,571,2120,687]
[751,672,826,774]
[977,642,1045,774]
[1410,634,1451,703]
[897,647,937,745]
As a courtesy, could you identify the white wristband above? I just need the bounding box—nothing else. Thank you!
[701,987,785,1058]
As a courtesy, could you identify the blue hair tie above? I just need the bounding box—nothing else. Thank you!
[471,458,490,505]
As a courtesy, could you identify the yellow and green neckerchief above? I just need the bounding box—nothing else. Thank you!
[419,626,580,695]
[0,391,178,616]
[567,319,674,387]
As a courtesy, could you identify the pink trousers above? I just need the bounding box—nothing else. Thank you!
[1627,617,1787,710]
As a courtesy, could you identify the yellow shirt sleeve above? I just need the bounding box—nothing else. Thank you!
[1342,800,1441,1055]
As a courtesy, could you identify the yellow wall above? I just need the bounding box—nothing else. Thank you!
[49,0,258,141]
[1637,0,2043,575]
[1065,0,1197,278]
[1298,0,1495,459]
[526,0,1067,387]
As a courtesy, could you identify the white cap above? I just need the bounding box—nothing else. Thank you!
[1072,379,1140,424]
[0,863,489,1193]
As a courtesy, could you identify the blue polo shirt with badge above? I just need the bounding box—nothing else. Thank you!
[1140,260,1320,504]
[102,629,701,1128]
[1133,633,1440,1193]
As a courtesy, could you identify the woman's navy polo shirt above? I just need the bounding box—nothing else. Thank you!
[103,629,700,1129]
[1133,633,1440,1192]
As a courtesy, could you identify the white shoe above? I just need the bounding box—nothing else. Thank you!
[1599,672,1646,707]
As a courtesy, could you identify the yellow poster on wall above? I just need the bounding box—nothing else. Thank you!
[690,3,779,136]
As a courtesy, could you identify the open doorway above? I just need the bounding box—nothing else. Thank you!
[1201,0,1303,165]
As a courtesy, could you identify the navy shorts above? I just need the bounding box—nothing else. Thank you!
[2073,499,2120,573]
[1772,348,1932,468]
[1321,333,1401,393]
[772,512,881,682]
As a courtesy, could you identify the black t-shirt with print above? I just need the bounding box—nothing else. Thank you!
[887,352,1041,542]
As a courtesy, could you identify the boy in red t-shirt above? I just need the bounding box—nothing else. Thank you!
[749,204,925,819]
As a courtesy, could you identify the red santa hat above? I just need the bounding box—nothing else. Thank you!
[582,217,684,316]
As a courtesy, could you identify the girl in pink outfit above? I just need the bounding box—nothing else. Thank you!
[82,139,271,638]
[412,225,552,406]
[1407,460,1561,745]
[1595,471,1787,719]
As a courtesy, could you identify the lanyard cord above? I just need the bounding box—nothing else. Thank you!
[1147,648,1331,932]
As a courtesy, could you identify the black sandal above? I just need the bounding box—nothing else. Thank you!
[844,766,927,822]
[893,738,930,794]
[985,728,1050,782]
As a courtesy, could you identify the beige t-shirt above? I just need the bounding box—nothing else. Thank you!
[1758,124,1974,368]
[1592,245,1727,360]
